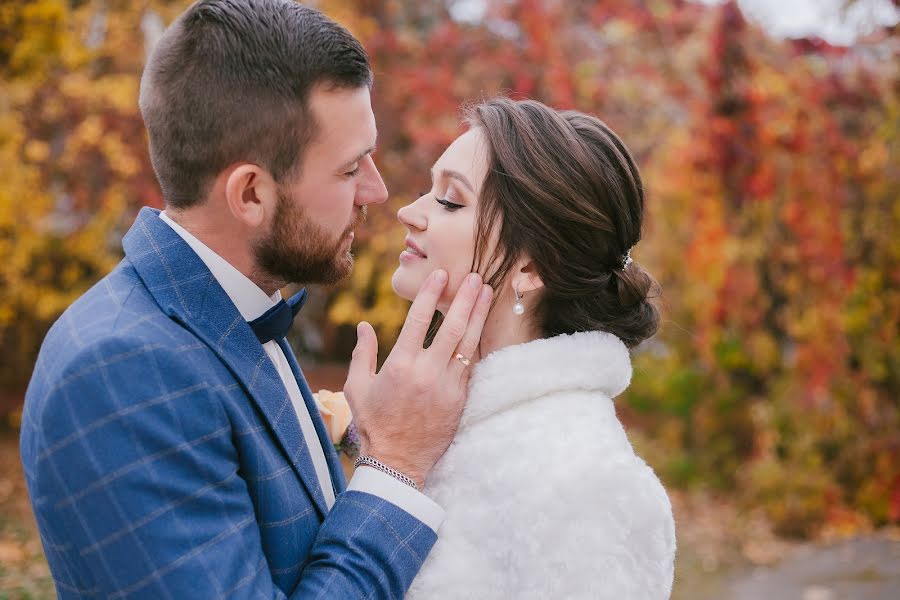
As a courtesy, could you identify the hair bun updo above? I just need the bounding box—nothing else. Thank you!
[465,98,660,348]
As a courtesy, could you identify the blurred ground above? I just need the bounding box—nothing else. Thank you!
[0,432,54,599]
[724,535,900,600]
[669,489,900,600]
[1,426,898,599]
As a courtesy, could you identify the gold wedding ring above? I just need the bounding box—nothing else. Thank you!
[454,353,471,367]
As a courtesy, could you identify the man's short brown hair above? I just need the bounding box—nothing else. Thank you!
[139,0,372,208]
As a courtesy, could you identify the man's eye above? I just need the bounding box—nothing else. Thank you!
[435,197,464,211]
[344,165,360,177]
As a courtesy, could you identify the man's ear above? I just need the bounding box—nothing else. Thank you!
[223,163,279,228]
[510,256,544,295]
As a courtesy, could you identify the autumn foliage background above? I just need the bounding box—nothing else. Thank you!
[1,0,898,545]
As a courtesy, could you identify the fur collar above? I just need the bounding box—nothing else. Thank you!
[461,330,632,429]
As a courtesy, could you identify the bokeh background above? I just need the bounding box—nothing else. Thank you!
[1,0,898,598]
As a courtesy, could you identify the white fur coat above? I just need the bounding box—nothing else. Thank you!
[406,331,676,599]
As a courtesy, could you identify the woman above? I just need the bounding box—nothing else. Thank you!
[392,98,676,599]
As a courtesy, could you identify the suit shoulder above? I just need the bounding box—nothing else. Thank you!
[22,315,229,468]
[47,260,172,344]
[35,261,205,381]
[25,265,223,433]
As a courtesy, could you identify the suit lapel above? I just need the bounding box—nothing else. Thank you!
[123,207,330,517]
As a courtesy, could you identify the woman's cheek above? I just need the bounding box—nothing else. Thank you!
[438,269,470,309]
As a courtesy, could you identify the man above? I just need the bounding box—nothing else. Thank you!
[19,1,492,597]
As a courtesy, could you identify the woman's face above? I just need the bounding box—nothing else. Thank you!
[392,127,490,312]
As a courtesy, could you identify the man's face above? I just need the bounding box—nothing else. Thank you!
[254,85,387,285]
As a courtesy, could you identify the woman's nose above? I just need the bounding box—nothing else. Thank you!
[397,199,426,230]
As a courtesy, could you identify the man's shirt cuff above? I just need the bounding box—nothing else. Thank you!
[346,466,445,532]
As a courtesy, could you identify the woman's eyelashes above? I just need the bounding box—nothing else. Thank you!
[418,190,464,212]
[435,197,464,211]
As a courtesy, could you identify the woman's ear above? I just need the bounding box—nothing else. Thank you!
[223,163,279,229]
[510,256,544,295]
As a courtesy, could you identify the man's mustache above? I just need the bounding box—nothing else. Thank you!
[347,205,367,234]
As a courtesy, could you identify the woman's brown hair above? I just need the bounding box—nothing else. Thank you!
[465,98,659,348]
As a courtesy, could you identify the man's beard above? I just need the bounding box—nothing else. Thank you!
[254,190,366,286]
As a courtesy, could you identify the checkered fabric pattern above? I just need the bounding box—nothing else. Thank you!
[20,208,436,599]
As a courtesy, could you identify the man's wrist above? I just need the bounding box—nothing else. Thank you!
[358,451,426,489]
[355,455,422,490]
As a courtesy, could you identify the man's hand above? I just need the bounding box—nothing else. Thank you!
[344,269,493,488]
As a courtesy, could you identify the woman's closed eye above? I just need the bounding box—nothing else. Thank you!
[435,197,464,212]
[418,190,464,212]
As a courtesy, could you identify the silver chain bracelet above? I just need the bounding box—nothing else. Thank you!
[355,455,419,491]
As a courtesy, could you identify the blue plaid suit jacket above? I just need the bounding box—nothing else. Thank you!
[20,208,436,599]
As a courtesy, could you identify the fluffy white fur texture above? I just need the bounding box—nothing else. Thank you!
[406,331,676,599]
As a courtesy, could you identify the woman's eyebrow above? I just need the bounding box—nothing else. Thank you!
[431,168,475,193]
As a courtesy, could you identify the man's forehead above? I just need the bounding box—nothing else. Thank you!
[307,85,377,158]
[308,86,375,128]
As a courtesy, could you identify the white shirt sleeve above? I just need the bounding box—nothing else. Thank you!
[347,466,445,532]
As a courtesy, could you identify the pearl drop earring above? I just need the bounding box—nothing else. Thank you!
[512,287,525,315]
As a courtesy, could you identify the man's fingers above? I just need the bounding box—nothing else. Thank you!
[429,273,484,359]
[451,284,493,373]
[344,321,377,410]
[392,270,448,359]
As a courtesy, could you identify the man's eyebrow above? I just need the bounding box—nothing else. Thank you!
[431,168,475,194]
[339,144,377,171]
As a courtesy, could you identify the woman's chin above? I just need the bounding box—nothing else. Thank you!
[391,267,459,312]
[391,269,418,302]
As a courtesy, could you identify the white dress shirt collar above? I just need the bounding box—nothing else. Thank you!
[159,210,280,321]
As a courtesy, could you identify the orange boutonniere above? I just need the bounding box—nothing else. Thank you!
[312,390,359,458]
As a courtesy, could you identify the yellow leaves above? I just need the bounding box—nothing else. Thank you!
[858,142,888,177]
[317,0,379,43]
[59,72,139,113]
[328,277,409,341]
[752,65,788,101]
[102,136,142,178]
[59,113,142,177]
[327,294,360,328]
[0,305,13,330]
[746,331,779,373]
[600,18,637,44]
[0,1,149,390]
[73,114,105,146]
[23,140,50,163]
[349,252,375,289]
[2,0,67,77]
[19,0,66,25]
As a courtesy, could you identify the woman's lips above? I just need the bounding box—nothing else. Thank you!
[400,238,427,262]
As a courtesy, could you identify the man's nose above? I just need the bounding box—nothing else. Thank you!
[356,156,388,206]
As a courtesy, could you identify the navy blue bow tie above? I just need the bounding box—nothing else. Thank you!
[247,288,308,344]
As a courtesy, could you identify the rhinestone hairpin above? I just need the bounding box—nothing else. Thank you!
[622,248,633,269]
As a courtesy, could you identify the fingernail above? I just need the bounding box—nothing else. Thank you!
[434,270,448,284]
[478,285,493,303]
[467,273,482,288]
